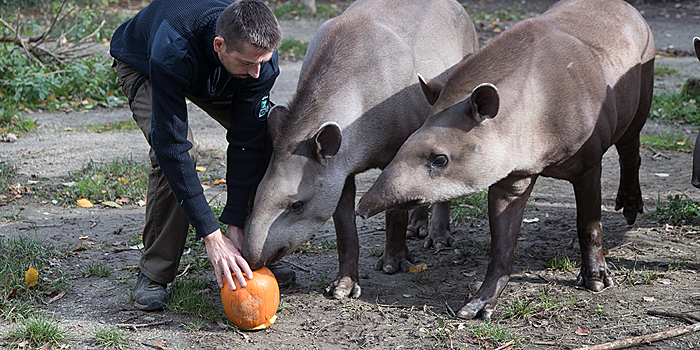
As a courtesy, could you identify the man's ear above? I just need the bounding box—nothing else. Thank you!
[213,36,225,53]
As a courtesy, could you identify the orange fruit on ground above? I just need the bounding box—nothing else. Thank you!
[221,266,279,330]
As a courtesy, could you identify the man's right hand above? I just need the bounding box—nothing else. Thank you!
[203,228,253,290]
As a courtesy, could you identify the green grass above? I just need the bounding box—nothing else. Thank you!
[278,37,309,60]
[655,66,679,75]
[651,194,700,226]
[650,92,700,125]
[620,266,661,285]
[0,161,18,194]
[168,277,221,321]
[0,235,68,321]
[4,314,70,348]
[469,5,537,22]
[91,325,128,348]
[450,189,489,225]
[501,287,568,319]
[469,321,518,348]
[294,239,337,254]
[641,131,694,152]
[548,254,578,272]
[55,156,149,205]
[82,119,139,133]
[81,261,111,277]
[271,1,344,20]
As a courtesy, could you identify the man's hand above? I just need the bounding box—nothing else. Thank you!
[203,227,253,290]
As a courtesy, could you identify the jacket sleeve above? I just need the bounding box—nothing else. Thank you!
[149,24,221,239]
[219,52,279,229]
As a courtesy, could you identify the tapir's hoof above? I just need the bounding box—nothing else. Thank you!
[615,193,643,225]
[456,300,493,320]
[424,235,455,250]
[375,258,411,274]
[406,226,427,239]
[575,272,614,292]
[326,276,361,299]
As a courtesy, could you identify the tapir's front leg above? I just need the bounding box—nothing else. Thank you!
[457,175,537,320]
[375,209,413,274]
[327,175,361,299]
[424,201,453,249]
[573,165,614,291]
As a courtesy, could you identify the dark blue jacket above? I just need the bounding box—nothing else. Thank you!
[110,0,279,238]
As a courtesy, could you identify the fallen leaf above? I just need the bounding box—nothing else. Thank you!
[46,291,66,304]
[79,236,89,240]
[409,263,427,273]
[213,178,226,185]
[136,199,147,207]
[102,201,122,208]
[201,184,211,190]
[195,166,206,172]
[118,177,129,184]
[156,343,165,347]
[76,198,93,207]
[462,271,477,277]
[575,326,591,336]
[677,140,687,146]
[24,268,39,287]
[643,296,655,302]
[73,246,87,252]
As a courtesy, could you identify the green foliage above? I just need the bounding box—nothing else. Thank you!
[641,131,694,152]
[294,239,337,254]
[650,92,700,125]
[5,314,70,348]
[450,190,489,225]
[91,325,127,348]
[469,321,518,348]
[654,66,679,75]
[271,1,344,20]
[55,157,149,204]
[81,261,111,277]
[548,254,578,272]
[501,287,567,319]
[83,119,139,133]
[651,194,700,226]
[168,277,221,320]
[0,161,18,193]
[0,235,68,321]
[278,37,309,60]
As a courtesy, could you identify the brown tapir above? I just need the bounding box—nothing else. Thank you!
[690,37,700,188]
[240,0,479,298]
[357,0,654,318]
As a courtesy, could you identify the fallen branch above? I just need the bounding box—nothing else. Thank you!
[648,310,700,324]
[494,340,515,350]
[573,322,700,350]
[115,319,173,332]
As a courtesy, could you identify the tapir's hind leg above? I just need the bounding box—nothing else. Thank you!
[573,165,614,292]
[614,63,652,224]
[376,209,414,274]
[407,206,429,239]
[327,175,361,299]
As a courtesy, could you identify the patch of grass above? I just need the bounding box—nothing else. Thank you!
[91,325,127,348]
[168,277,220,321]
[82,119,139,133]
[501,287,566,319]
[548,254,578,272]
[294,239,337,254]
[469,5,535,22]
[55,156,149,205]
[5,314,70,348]
[367,248,383,257]
[419,316,452,347]
[0,161,18,193]
[0,235,68,321]
[81,261,111,277]
[620,266,661,285]
[650,92,700,125]
[669,259,687,271]
[651,194,700,226]
[278,37,309,61]
[641,131,694,152]
[469,321,518,348]
[450,189,488,225]
[271,1,344,20]
[654,66,679,75]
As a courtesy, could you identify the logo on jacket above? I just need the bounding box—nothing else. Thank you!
[258,95,270,121]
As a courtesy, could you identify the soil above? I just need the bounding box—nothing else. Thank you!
[2,1,700,349]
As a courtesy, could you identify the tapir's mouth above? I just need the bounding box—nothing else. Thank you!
[267,246,288,265]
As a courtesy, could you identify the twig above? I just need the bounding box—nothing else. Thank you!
[176,264,191,278]
[573,322,700,350]
[141,342,165,350]
[78,19,105,45]
[648,310,700,324]
[280,259,310,272]
[649,147,671,160]
[445,301,456,318]
[115,319,172,331]
[494,340,515,350]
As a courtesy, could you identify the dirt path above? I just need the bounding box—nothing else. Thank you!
[2,1,700,349]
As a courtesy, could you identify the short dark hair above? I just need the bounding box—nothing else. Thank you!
[216,0,282,53]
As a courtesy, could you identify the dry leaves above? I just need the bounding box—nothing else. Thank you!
[76,198,93,207]
[575,326,591,336]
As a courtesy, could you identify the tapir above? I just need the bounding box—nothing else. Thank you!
[357,0,654,318]
[690,37,700,188]
[241,0,479,298]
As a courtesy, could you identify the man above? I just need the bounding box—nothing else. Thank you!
[110,0,293,311]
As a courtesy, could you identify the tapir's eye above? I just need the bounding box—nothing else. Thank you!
[291,201,304,212]
[431,155,448,168]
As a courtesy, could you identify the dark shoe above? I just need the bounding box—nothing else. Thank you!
[267,264,296,288]
[133,272,169,311]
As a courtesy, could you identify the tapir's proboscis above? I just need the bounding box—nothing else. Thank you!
[241,0,478,299]
[357,0,655,319]
[689,37,700,188]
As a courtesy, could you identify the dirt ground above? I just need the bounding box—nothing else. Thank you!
[2,0,700,349]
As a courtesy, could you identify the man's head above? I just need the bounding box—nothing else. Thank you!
[214,0,282,79]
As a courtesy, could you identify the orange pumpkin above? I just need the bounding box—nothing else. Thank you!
[221,266,279,330]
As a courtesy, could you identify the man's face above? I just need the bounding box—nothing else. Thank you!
[214,37,273,79]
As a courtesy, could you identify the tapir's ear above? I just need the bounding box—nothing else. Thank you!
[469,83,499,122]
[694,37,700,61]
[313,122,342,162]
[268,105,289,141]
[418,73,443,106]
